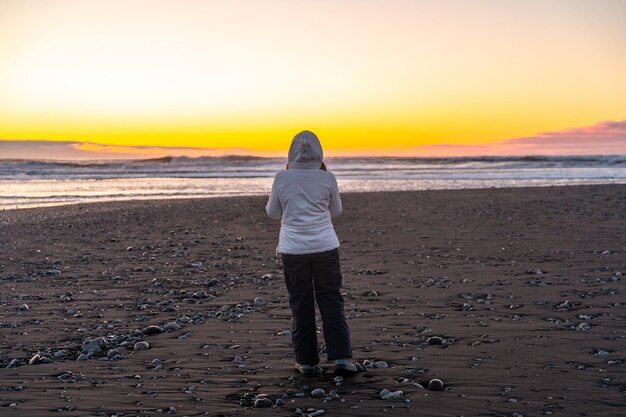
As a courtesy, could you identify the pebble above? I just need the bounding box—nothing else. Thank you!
[374,360,389,368]
[596,349,611,356]
[18,303,29,311]
[576,322,591,332]
[28,354,42,365]
[253,297,266,306]
[233,356,244,365]
[6,359,19,368]
[311,388,325,397]
[254,397,273,408]
[143,325,162,335]
[164,322,181,331]
[334,376,344,385]
[428,378,444,391]
[427,336,445,345]
[53,351,65,359]
[379,389,404,400]
[77,353,89,361]
[133,341,150,351]
[82,337,108,355]
[107,349,121,359]
[47,269,62,275]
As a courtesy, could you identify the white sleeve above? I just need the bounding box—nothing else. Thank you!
[329,173,342,217]
[266,173,283,219]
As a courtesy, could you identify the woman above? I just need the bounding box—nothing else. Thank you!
[266,130,357,375]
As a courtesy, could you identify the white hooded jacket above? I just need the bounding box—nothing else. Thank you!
[266,130,342,255]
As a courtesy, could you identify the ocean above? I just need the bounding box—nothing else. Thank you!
[0,155,624,209]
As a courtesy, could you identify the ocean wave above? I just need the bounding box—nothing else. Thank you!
[0,155,624,181]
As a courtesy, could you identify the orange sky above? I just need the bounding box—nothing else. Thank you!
[1,0,625,157]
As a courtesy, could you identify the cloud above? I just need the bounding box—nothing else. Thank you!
[0,140,252,160]
[416,120,626,156]
[504,120,626,146]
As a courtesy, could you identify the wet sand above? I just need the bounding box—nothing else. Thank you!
[0,185,624,416]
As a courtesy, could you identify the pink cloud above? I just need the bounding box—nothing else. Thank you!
[418,120,626,156]
[503,120,626,154]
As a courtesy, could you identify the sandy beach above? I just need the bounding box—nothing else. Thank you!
[0,185,624,417]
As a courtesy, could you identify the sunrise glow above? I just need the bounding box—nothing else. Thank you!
[1,0,625,157]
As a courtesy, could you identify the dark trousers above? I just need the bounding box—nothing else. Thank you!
[281,248,352,365]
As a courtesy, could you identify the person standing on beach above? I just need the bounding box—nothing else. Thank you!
[266,130,357,375]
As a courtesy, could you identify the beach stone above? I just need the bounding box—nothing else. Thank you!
[254,398,273,408]
[53,351,65,359]
[77,353,89,361]
[334,376,344,385]
[253,297,266,306]
[133,341,150,351]
[557,300,573,311]
[379,389,403,400]
[46,269,62,275]
[311,388,325,397]
[6,359,19,368]
[596,349,611,356]
[28,354,42,365]
[374,360,389,368]
[428,378,445,391]
[164,322,180,331]
[107,349,121,359]
[143,325,162,335]
[576,322,591,332]
[82,337,108,355]
[309,410,326,417]
[233,356,244,364]
[18,304,29,311]
[427,336,445,345]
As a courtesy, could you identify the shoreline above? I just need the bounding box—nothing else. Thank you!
[0,184,624,416]
[2,181,625,212]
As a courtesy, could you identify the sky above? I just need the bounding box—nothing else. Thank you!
[1,0,625,158]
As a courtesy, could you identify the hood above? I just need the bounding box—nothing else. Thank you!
[288,130,323,168]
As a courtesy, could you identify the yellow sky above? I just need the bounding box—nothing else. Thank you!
[1,0,625,156]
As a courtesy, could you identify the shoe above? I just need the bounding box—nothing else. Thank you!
[334,359,358,374]
[295,363,322,375]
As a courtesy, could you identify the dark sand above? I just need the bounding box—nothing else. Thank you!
[0,185,624,416]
